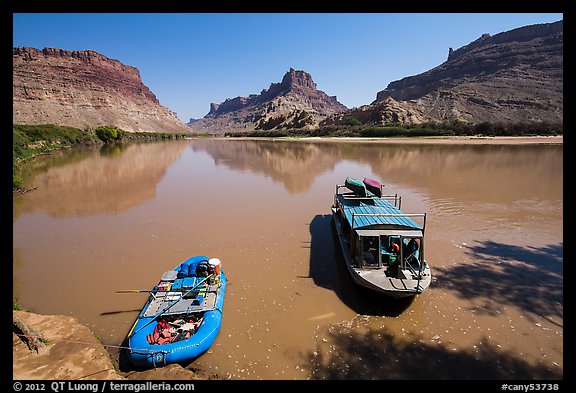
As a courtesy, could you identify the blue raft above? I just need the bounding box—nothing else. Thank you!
[127,256,227,368]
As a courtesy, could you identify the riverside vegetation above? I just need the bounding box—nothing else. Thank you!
[13,121,563,193]
[12,124,193,193]
[225,120,563,138]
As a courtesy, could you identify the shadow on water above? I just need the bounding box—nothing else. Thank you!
[435,240,563,325]
[304,326,562,380]
[308,214,414,316]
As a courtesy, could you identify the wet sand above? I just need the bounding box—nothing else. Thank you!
[13,137,563,380]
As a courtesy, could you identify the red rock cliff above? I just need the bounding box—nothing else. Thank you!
[13,47,190,133]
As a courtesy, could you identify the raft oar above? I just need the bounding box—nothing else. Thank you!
[128,274,213,338]
[116,289,216,294]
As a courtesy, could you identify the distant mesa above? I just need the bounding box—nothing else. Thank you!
[13,19,563,135]
[375,21,563,104]
[189,68,348,133]
[324,20,563,128]
[13,47,190,133]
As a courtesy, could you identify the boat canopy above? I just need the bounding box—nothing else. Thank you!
[337,194,423,230]
[355,229,423,237]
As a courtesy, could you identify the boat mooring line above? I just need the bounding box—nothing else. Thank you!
[14,332,157,354]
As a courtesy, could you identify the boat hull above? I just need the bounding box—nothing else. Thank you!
[128,270,227,368]
[363,177,382,197]
[345,177,367,197]
[331,208,431,298]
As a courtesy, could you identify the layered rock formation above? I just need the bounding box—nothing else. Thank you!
[13,47,190,133]
[189,68,348,132]
[321,96,432,127]
[325,20,563,127]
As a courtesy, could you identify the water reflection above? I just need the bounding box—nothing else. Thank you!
[190,140,338,193]
[13,138,563,379]
[191,140,563,206]
[15,141,189,218]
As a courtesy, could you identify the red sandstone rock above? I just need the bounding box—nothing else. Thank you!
[13,47,190,133]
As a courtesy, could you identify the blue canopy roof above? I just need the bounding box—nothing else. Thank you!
[337,194,422,230]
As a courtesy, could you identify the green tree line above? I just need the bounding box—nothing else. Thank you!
[225,121,562,138]
[12,124,193,192]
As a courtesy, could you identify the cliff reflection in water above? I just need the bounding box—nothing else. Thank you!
[190,140,562,205]
[17,141,189,218]
[190,139,338,194]
[13,138,563,379]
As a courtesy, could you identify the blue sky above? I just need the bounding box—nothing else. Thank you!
[13,13,563,122]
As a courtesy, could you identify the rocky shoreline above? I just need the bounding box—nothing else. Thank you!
[12,310,218,380]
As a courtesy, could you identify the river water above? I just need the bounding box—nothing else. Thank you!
[13,138,563,380]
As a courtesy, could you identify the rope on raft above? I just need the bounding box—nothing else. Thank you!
[13,332,161,354]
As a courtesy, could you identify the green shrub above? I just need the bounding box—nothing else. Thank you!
[13,124,89,146]
[95,126,124,143]
[13,175,23,189]
[12,124,98,192]
[342,117,362,127]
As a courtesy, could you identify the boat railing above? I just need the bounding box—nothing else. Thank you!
[405,259,422,278]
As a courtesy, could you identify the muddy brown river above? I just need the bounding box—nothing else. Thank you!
[13,138,563,380]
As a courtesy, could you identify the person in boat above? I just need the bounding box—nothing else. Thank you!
[390,240,400,255]
[406,238,419,259]
[386,240,401,277]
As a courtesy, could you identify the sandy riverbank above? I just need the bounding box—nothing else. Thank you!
[12,310,218,380]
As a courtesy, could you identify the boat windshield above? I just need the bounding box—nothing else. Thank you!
[356,233,424,274]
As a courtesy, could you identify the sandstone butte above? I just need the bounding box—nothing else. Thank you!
[12,19,563,135]
[13,47,191,134]
[189,67,349,133]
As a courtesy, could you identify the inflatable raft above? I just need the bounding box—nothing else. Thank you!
[126,256,227,368]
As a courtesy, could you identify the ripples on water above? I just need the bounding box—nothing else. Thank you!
[13,139,563,379]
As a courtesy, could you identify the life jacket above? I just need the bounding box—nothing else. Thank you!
[146,318,199,345]
[146,319,174,345]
